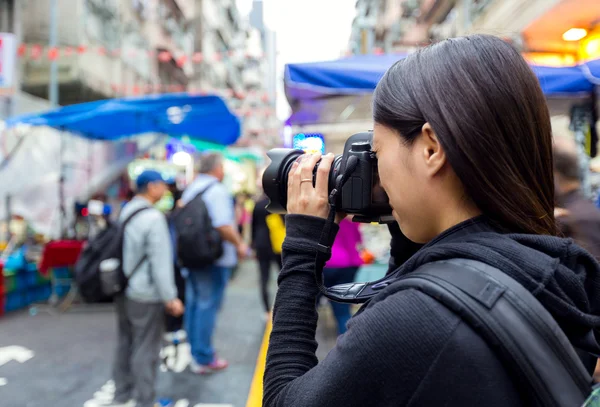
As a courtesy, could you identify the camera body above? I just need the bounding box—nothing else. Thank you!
[263,131,394,223]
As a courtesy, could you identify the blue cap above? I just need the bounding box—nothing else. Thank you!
[136,170,166,189]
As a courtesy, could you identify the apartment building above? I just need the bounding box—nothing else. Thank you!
[16,0,193,105]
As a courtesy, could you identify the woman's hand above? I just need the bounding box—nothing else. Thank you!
[287,153,335,219]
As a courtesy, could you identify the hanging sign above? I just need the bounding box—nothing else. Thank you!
[293,133,325,154]
[0,33,16,91]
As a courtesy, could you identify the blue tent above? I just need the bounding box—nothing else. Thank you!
[582,59,600,86]
[5,93,241,145]
[531,64,595,97]
[285,54,600,104]
[285,54,405,101]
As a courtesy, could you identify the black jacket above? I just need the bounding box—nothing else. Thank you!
[263,215,600,406]
[252,197,282,257]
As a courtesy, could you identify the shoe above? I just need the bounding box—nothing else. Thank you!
[189,357,229,374]
[163,330,187,344]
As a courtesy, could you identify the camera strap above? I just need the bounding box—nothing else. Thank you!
[313,155,409,304]
[313,155,379,304]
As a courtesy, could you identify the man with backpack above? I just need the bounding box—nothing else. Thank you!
[177,153,248,374]
[110,170,184,407]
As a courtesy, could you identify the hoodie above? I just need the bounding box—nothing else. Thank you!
[263,215,600,407]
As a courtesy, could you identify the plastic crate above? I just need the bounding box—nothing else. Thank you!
[16,273,28,292]
[5,291,27,312]
[24,271,38,287]
[36,272,51,285]
[4,251,25,272]
[34,284,52,303]
[52,267,72,280]
[2,273,16,294]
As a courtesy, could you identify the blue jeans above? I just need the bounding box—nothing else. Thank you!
[323,267,359,335]
[184,265,230,365]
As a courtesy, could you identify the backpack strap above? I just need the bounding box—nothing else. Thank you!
[119,206,152,279]
[188,182,217,205]
[389,258,592,406]
[120,206,152,227]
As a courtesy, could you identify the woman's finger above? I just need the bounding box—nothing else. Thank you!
[315,153,334,196]
[287,160,300,210]
[299,153,322,192]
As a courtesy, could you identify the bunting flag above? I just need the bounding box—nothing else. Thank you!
[16,43,264,63]
[81,78,273,104]
[16,43,278,120]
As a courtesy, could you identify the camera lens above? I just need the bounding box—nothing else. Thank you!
[262,149,341,213]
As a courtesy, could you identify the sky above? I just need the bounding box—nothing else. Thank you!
[237,0,357,119]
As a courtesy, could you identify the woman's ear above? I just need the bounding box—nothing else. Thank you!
[421,123,446,176]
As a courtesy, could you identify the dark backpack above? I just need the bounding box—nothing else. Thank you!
[172,183,223,269]
[74,207,150,302]
[318,257,597,406]
[392,258,595,407]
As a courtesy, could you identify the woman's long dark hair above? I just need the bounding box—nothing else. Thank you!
[373,35,557,236]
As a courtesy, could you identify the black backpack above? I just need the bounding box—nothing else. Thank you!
[74,207,150,302]
[387,258,595,406]
[318,257,598,406]
[172,183,223,269]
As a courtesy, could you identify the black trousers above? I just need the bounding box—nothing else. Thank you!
[165,263,186,333]
[257,252,282,312]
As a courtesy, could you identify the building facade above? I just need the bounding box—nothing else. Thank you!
[362,0,600,62]
[17,0,194,105]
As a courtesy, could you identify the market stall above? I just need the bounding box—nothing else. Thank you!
[0,92,241,314]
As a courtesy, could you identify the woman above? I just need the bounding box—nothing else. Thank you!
[321,218,363,335]
[263,35,600,406]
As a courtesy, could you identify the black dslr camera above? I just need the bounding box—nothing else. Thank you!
[262,131,393,223]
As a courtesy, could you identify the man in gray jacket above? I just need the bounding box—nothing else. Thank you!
[110,170,184,407]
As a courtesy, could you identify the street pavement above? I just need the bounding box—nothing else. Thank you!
[0,260,341,407]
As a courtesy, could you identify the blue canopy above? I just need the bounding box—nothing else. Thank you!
[582,59,600,86]
[530,64,594,97]
[285,54,403,102]
[5,93,241,145]
[285,54,600,104]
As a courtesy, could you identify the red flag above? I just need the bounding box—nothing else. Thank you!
[47,47,59,60]
[176,55,187,67]
[158,51,171,62]
[192,52,203,63]
[30,44,43,60]
[17,44,26,57]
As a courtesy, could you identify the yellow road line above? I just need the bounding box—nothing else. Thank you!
[246,318,272,407]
